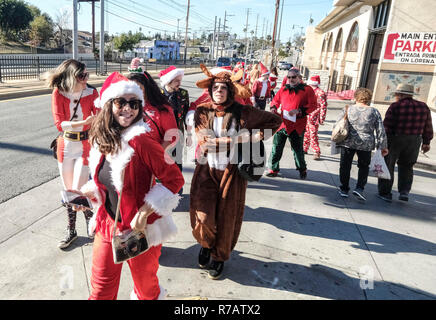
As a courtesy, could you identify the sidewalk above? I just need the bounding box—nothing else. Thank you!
[0,67,203,100]
[327,99,436,172]
[0,106,435,300]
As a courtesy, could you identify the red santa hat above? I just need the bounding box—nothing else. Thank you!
[307,75,321,86]
[259,62,270,76]
[158,65,184,86]
[128,57,144,73]
[94,72,144,109]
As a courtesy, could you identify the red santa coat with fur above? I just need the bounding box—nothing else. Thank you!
[84,120,184,247]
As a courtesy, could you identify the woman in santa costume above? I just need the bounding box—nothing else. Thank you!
[303,75,327,160]
[126,58,178,151]
[190,64,281,279]
[47,59,98,249]
[77,72,184,300]
[269,66,279,99]
[250,62,271,110]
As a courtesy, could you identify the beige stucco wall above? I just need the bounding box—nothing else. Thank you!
[302,27,323,69]
[372,0,436,113]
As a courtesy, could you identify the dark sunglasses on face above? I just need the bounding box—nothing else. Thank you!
[287,75,298,79]
[111,97,142,110]
[77,72,89,81]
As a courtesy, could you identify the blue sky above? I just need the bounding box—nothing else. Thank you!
[24,0,333,43]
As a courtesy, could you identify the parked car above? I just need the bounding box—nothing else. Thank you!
[217,57,231,67]
[279,62,293,70]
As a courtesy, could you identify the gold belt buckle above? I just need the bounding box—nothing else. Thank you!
[64,131,81,141]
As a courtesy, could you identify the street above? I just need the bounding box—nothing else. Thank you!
[0,72,435,300]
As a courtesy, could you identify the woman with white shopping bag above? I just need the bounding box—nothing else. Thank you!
[333,88,388,201]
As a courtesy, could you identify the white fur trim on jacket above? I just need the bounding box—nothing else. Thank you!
[160,68,184,87]
[144,183,181,216]
[147,215,178,247]
[185,110,195,127]
[96,80,145,109]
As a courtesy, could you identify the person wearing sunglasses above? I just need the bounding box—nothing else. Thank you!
[76,72,184,299]
[265,68,317,179]
[47,59,98,249]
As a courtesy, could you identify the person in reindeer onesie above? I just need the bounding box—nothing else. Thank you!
[74,72,184,300]
[189,64,282,280]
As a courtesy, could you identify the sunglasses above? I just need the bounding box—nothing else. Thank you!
[111,98,142,110]
[77,72,89,81]
[287,75,298,79]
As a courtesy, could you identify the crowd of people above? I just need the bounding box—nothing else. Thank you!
[48,57,433,300]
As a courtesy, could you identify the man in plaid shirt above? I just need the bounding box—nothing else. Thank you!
[378,83,433,202]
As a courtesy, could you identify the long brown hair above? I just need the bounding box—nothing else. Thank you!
[46,59,86,92]
[89,99,144,155]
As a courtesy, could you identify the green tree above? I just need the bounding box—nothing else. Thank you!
[0,0,33,40]
[113,32,141,55]
[29,15,53,47]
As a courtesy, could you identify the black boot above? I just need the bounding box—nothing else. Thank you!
[58,208,78,249]
[208,260,224,280]
[198,247,211,269]
[83,210,94,239]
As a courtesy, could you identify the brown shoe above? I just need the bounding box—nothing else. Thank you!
[313,153,321,160]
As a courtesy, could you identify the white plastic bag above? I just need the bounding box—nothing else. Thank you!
[369,149,391,180]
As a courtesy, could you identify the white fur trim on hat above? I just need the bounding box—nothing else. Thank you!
[98,80,145,109]
[160,68,184,86]
[307,80,320,86]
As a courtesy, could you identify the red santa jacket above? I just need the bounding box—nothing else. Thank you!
[143,102,178,145]
[271,84,317,135]
[269,75,278,90]
[251,79,271,98]
[84,120,184,247]
[52,85,98,132]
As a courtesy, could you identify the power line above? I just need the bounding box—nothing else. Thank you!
[107,0,178,28]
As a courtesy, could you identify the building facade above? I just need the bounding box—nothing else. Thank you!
[302,0,436,114]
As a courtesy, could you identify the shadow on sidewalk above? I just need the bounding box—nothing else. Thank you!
[159,244,435,300]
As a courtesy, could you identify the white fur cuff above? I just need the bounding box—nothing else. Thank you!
[144,183,181,216]
[185,110,195,127]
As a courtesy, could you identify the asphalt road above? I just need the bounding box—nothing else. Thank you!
[0,72,205,203]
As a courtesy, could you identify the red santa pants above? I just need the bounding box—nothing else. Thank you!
[303,122,321,154]
[89,214,162,300]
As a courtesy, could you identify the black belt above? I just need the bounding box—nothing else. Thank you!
[63,130,89,141]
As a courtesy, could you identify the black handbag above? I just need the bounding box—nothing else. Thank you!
[50,92,82,159]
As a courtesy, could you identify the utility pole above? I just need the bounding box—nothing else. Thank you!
[177,19,180,42]
[254,13,259,52]
[216,18,221,59]
[211,16,217,61]
[244,8,250,71]
[100,0,105,74]
[276,0,284,49]
[261,18,265,51]
[270,0,280,70]
[73,0,78,59]
[183,0,190,64]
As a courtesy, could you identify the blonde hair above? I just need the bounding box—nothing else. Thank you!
[354,87,372,105]
[46,59,86,92]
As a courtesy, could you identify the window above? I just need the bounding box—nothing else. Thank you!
[346,22,359,52]
[334,29,343,52]
[327,34,333,52]
[373,0,391,29]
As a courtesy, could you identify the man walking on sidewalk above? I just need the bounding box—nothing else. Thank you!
[378,83,433,202]
[265,68,317,179]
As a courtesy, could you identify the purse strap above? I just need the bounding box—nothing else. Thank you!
[144,111,163,140]
[112,167,125,240]
[343,105,349,121]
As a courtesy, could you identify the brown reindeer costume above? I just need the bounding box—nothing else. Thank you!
[189,65,281,278]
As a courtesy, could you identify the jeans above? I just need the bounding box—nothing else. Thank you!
[339,147,371,192]
[254,97,266,110]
